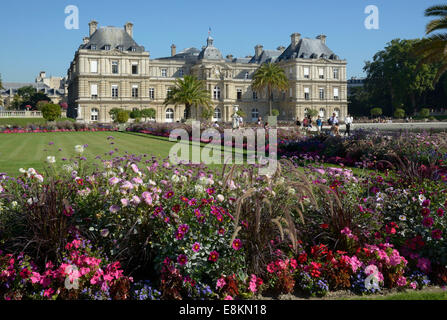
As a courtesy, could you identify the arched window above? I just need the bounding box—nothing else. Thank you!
[304,108,309,117]
[334,108,340,117]
[213,86,221,100]
[213,108,222,121]
[166,108,174,123]
[251,108,259,121]
[91,108,99,121]
[319,108,325,118]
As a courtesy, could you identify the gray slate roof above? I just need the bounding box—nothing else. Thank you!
[198,36,223,60]
[1,82,64,96]
[249,49,283,64]
[81,27,145,52]
[157,47,200,62]
[277,38,339,61]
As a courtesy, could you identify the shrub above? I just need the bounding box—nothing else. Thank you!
[394,108,405,119]
[141,108,156,121]
[41,104,62,122]
[129,109,141,119]
[370,107,382,117]
[116,111,130,124]
[419,108,430,118]
[272,109,280,117]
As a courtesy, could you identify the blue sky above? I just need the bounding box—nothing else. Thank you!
[0,0,439,82]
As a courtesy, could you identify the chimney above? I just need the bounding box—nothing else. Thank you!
[290,33,301,48]
[255,44,263,58]
[226,54,234,60]
[277,46,286,52]
[316,34,327,44]
[83,37,89,44]
[89,20,98,36]
[171,44,176,56]
[124,22,134,37]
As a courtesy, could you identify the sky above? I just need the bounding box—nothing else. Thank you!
[0,0,439,82]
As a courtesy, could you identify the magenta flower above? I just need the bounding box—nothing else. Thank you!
[177,254,187,266]
[163,191,174,199]
[422,199,431,207]
[208,251,219,262]
[232,239,242,251]
[178,224,189,235]
[192,242,201,252]
[437,208,444,217]
[422,217,434,227]
[421,207,431,217]
[432,229,442,240]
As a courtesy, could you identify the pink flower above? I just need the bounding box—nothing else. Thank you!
[224,295,233,300]
[364,264,378,276]
[142,192,153,206]
[208,251,219,262]
[108,177,120,185]
[349,255,363,273]
[178,224,189,235]
[216,277,226,289]
[192,242,201,252]
[409,282,417,290]
[422,199,431,207]
[397,276,407,287]
[131,163,140,173]
[267,263,276,274]
[232,239,242,251]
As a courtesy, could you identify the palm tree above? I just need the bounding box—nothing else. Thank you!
[414,4,447,83]
[252,62,289,116]
[163,75,212,120]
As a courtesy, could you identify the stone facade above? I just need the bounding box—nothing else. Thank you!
[67,21,347,124]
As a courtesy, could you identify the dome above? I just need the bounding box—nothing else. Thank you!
[198,36,223,60]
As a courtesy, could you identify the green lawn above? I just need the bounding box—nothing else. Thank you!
[344,288,447,300]
[0,118,75,127]
[0,131,249,176]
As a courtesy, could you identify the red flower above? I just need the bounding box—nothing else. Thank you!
[320,223,329,229]
[208,251,219,262]
[298,253,307,264]
[177,254,188,266]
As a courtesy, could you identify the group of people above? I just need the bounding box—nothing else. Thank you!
[296,113,353,136]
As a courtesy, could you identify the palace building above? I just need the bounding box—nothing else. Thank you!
[66,21,347,123]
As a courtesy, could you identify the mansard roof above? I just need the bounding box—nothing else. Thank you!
[277,38,339,61]
[249,49,283,64]
[80,27,145,52]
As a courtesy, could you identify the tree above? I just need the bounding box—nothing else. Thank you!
[364,39,437,116]
[419,108,430,118]
[394,108,406,118]
[163,75,211,120]
[116,110,130,124]
[130,109,142,120]
[141,108,156,122]
[271,109,280,117]
[348,86,372,116]
[41,103,62,121]
[36,100,50,111]
[109,108,122,122]
[17,86,36,101]
[414,4,447,83]
[252,62,289,116]
[370,107,383,117]
[306,109,319,118]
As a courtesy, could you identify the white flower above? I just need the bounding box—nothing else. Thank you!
[399,215,407,221]
[277,177,285,185]
[418,194,426,205]
[62,164,73,172]
[11,201,17,208]
[46,156,56,164]
[171,175,180,183]
[74,145,84,154]
[148,179,156,186]
[0,185,3,193]
[27,168,37,176]
[19,168,26,174]
[35,175,44,183]
[180,176,187,183]
[195,184,205,194]
[288,187,296,195]
[217,194,225,202]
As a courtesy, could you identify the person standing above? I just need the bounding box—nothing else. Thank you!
[344,114,353,136]
[238,115,244,127]
[316,116,323,132]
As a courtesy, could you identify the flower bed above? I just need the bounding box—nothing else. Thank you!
[0,134,446,300]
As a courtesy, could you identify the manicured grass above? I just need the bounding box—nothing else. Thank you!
[0,131,248,176]
[0,118,75,127]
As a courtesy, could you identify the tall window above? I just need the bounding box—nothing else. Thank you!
[252,91,258,100]
[303,67,310,79]
[132,63,138,75]
[318,68,324,79]
[178,69,184,77]
[161,69,167,77]
[132,85,139,98]
[319,88,325,100]
[251,108,259,120]
[91,44,97,50]
[333,68,339,79]
[166,88,172,98]
[91,108,99,121]
[166,108,174,122]
[104,45,111,51]
[304,87,310,100]
[244,71,249,79]
[112,61,119,74]
[304,108,309,116]
[213,108,222,121]
[334,108,340,117]
[213,86,221,100]
[289,88,293,98]
[149,88,155,100]
[91,84,98,99]
[90,60,98,73]
[333,88,339,100]
[237,88,242,100]
[112,85,119,98]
